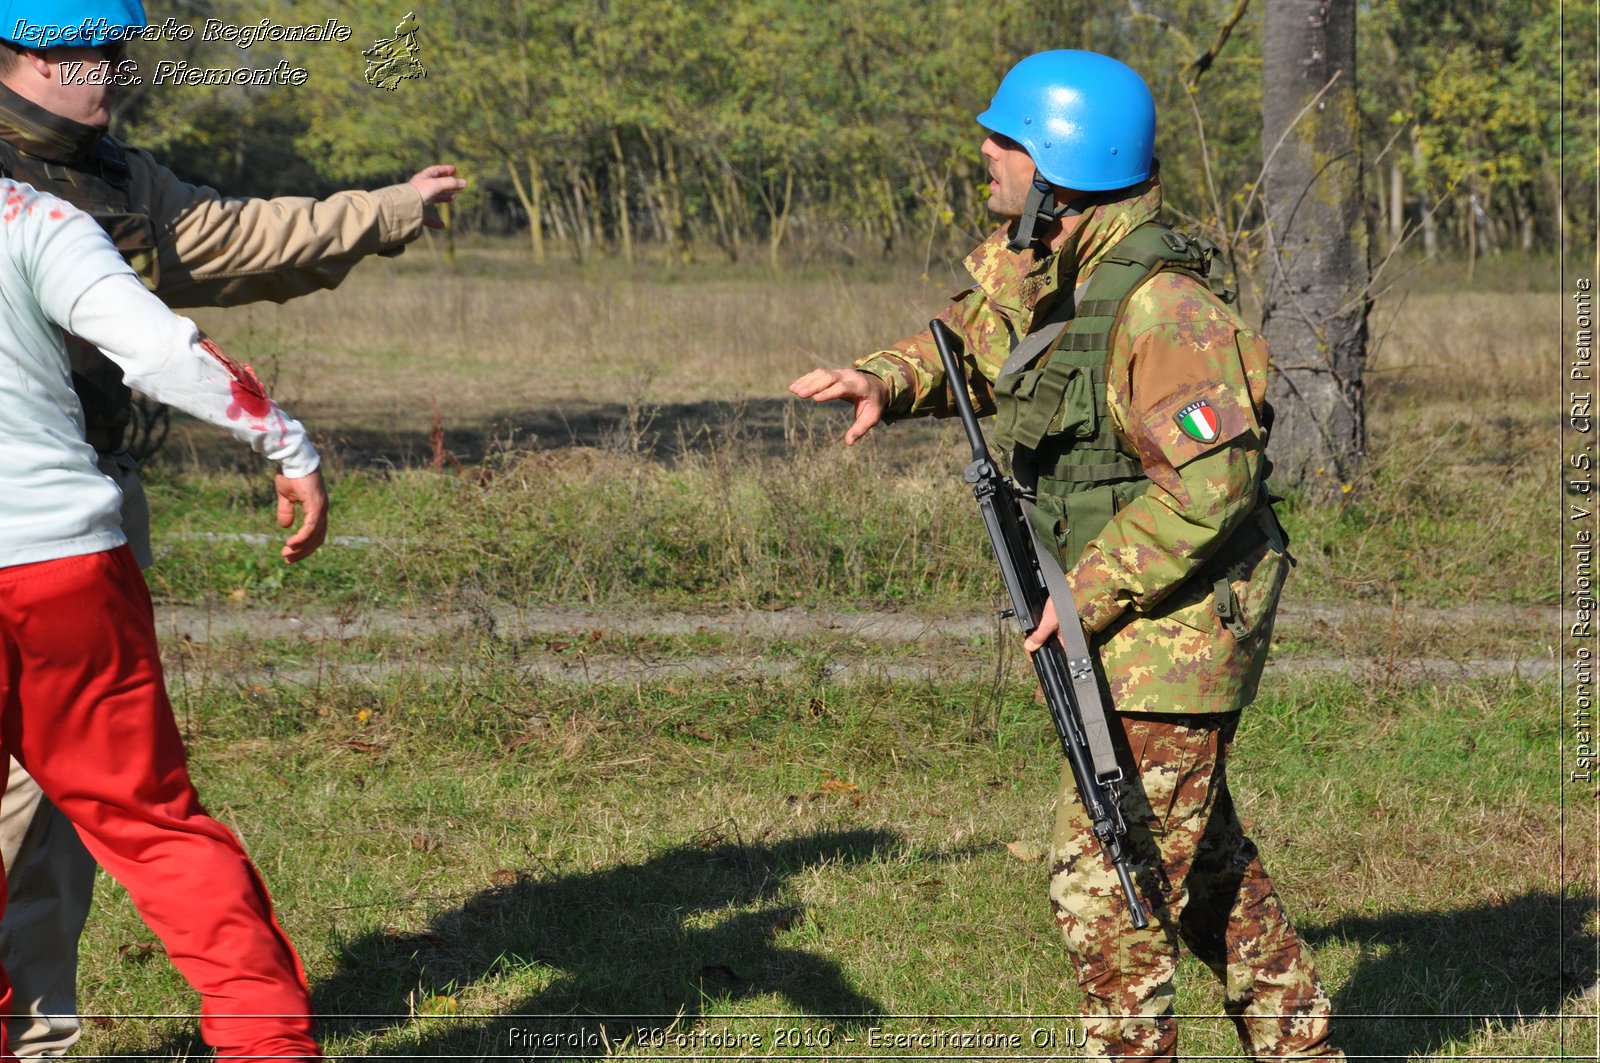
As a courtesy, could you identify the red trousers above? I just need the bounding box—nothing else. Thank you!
[0,547,318,1060]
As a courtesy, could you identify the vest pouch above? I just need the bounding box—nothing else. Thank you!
[991,355,1098,454]
[94,212,161,290]
[1030,480,1102,569]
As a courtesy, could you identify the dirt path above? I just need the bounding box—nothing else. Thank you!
[154,600,1561,684]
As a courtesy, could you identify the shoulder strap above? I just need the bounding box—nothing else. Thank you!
[88,135,131,187]
[1050,223,1224,358]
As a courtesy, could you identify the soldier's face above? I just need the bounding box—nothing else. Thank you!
[36,47,119,128]
[981,133,1037,219]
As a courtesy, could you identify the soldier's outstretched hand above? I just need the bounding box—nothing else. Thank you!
[789,368,888,446]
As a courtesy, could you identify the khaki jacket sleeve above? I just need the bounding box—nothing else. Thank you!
[126,145,425,308]
[1066,278,1270,633]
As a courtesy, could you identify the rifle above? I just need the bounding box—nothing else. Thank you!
[930,319,1149,929]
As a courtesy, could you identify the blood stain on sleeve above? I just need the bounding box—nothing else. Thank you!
[200,336,272,428]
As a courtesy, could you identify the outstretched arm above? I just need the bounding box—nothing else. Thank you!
[64,268,328,562]
[133,147,466,307]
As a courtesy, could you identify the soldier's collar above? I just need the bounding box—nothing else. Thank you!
[0,82,104,164]
[1065,176,1164,282]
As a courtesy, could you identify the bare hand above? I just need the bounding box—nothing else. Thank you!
[275,470,329,563]
[788,368,888,446]
[1023,596,1061,653]
[408,164,467,229]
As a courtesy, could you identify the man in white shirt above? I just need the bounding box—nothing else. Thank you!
[0,178,326,1061]
[0,2,463,1050]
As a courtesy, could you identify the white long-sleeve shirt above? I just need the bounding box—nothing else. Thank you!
[0,180,318,568]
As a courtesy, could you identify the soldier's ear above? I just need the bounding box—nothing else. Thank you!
[19,49,55,85]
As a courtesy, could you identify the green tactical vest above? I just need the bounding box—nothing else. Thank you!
[0,135,161,452]
[990,223,1237,569]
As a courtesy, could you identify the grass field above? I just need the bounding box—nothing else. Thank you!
[65,244,1590,1061]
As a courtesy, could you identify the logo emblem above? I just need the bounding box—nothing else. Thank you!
[1175,400,1220,443]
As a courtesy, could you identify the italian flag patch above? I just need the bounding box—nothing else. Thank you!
[1175,400,1220,443]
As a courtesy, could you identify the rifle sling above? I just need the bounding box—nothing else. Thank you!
[998,283,1082,379]
[1016,489,1123,786]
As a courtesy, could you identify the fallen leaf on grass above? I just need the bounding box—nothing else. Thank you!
[1006,841,1045,863]
[489,869,521,887]
[819,779,859,794]
[415,995,459,1017]
[117,941,163,962]
[344,739,386,754]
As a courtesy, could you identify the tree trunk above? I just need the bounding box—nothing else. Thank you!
[505,153,548,264]
[766,169,794,272]
[1389,159,1404,248]
[1412,131,1436,257]
[700,156,739,263]
[528,155,545,265]
[1260,0,1371,490]
[609,127,635,265]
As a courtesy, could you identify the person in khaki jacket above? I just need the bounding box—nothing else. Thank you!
[0,2,465,1055]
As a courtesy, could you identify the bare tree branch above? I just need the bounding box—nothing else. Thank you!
[1186,0,1252,88]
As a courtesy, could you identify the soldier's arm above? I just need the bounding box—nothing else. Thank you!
[1065,286,1268,634]
[852,226,1042,420]
[852,289,1014,420]
[130,144,427,308]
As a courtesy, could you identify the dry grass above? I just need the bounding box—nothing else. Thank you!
[186,248,961,448]
[153,246,1562,613]
[184,247,1561,456]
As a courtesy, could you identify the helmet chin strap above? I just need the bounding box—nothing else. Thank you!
[1007,170,1078,253]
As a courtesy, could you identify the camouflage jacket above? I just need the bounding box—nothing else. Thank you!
[855,180,1285,714]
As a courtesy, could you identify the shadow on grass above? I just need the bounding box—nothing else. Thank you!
[1301,890,1596,1060]
[291,826,897,1059]
[168,397,929,472]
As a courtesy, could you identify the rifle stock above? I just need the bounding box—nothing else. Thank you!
[930,319,1149,930]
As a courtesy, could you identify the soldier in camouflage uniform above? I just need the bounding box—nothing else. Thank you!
[791,51,1344,1061]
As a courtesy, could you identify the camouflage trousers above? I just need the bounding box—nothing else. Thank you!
[1048,711,1343,1061]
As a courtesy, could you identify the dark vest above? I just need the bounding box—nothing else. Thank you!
[0,135,160,451]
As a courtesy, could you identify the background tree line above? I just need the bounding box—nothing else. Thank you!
[111,0,1594,269]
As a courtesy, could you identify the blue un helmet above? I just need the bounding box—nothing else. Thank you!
[0,0,147,48]
[978,50,1156,250]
